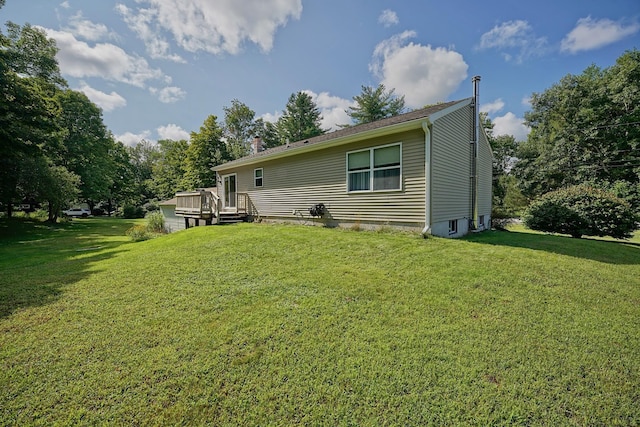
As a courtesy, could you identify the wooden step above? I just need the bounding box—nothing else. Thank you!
[218,213,247,224]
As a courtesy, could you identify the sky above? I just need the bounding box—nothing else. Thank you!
[2,0,639,145]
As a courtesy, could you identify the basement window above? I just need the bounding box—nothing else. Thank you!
[254,168,263,188]
[347,143,401,192]
[449,220,458,235]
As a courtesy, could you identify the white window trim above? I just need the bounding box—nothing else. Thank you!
[448,219,458,235]
[346,142,402,193]
[254,168,263,188]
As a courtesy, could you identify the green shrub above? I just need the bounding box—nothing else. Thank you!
[143,201,160,213]
[125,224,152,242]
[145,211,166,234]
[523,185,637,239]
[122,205,145,219]
[29,209,49,221]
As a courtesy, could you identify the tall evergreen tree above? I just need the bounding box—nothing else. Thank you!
[346,84,405,125]
[254,118,281,149]
[277,92,325,143]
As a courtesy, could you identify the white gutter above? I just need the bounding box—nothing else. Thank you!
[421,120,432,236]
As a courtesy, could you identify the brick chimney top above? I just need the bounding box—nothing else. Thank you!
[251,136,265,154]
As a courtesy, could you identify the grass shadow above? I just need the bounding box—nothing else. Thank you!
[464,229,640,265]
[0,217,138,320]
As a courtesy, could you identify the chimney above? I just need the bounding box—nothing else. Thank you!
[251,136,264,154]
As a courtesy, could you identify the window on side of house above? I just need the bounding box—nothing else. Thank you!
[449,219,458,234]
[254,168,263,188]
[347,143,401,192]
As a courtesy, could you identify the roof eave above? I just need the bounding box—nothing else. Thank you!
[213,98,471,171]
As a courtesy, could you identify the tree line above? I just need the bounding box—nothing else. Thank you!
[2,9,638,236]
[487,49,639,237]
[0,15,406,220]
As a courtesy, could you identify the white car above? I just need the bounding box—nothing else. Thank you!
[63,208,91,217]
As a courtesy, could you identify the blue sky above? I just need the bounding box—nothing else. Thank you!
[3,0,639,145]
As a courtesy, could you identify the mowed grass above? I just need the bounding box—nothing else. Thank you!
[0,219,639,426]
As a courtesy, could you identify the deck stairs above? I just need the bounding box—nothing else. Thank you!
[218,212,248,224]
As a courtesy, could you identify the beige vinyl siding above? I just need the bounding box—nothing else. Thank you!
[160,205,185,233]
[216,129,426,225]
[476,127,493,217]
[430,105,473,223]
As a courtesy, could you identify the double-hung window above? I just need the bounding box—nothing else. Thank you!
[347,143,401,192]
[254,168,263,188]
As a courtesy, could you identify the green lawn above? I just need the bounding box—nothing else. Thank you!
[1,218,639,425]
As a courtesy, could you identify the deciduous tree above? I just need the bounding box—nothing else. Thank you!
[182,115,229,190]
[0,21,65,216]
[515,50,640,199]
[223,99,258,160]
[150,139,188,200]
[55,89,116,210]
[127,140,160,205]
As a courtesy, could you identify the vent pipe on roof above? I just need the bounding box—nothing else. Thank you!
[470,75,481,231]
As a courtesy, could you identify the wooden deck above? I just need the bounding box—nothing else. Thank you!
[174,189,250,227]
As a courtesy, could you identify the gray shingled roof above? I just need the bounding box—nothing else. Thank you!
[215,98,467,169]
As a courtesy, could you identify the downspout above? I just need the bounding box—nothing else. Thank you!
[421,120,432,236]
[470,75,481,230]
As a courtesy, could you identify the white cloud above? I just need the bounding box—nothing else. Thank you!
[64,12,117,41]
[480,98,505,115]
[522,96,531,107]
[157,124,190,141]
[379,9,399,28]
[60,1,70,9]
[43,28,169,88]
[117,0,302,55]
[303,90,353,131]
[77,81,127,112]
[479,20,547,63]
[149,86,186,103]
[260,111,282,123]
[116,4,185,62]
[561,16,640,54]
[493,112,530,141]
[116,130,153,147]
[371,31,468,109]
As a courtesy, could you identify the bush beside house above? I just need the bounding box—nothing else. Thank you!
[523,185,637,239]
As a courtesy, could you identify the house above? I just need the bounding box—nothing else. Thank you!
[173,76,492,237]
[159,198,182,232]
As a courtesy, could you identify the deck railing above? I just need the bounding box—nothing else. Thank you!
[175,190,219,218]
[236,193,248,214]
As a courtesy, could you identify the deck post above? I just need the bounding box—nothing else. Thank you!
[184,218,189,229]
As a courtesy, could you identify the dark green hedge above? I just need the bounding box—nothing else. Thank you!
[523,185,637,239]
